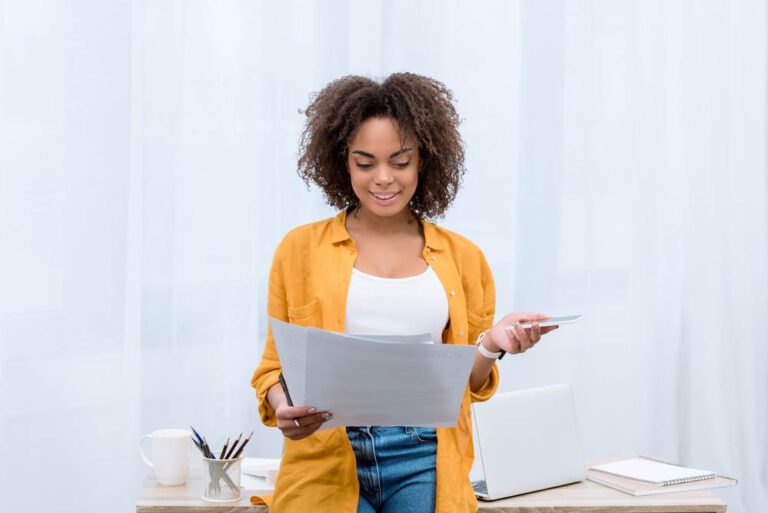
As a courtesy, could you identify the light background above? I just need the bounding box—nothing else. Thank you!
[0,1,765,512]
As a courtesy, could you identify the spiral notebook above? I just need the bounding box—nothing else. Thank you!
[591,456,715,485]
[587,456,737,496]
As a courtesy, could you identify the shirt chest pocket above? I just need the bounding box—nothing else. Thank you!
[287,296,323,327]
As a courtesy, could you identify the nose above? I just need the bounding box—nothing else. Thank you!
[374,167,394,185]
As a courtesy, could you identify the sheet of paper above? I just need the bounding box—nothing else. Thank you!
[270,318,476,429]
[241,457,280,478]
[241,457,279,490]
[270,319,308,406]
[240,473,272,491]
[346,332,433,344]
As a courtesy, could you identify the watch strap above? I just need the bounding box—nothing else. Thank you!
[475,331,503,359]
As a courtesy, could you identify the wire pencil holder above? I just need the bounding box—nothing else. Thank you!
[201,456,242,502]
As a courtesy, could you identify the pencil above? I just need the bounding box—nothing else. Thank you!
[232,431,254,459]
[203,437,214,459]
[190,426,205,446]
[219,437,229,460]
[278,373,294,407]
[224,433,242,460]
[191,436,207,457]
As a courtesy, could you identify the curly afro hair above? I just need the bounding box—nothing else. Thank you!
[297,73,465,220]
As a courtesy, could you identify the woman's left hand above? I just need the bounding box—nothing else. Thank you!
[484,312,559,355]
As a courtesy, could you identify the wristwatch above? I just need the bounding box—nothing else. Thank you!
[475,330,505,360]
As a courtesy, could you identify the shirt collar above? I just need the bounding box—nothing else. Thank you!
[330,209,444,251]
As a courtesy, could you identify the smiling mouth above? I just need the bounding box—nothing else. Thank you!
[370,192,399,200]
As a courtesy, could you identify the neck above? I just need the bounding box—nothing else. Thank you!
[348,206,419,235]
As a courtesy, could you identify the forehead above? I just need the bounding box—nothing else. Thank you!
[349,117,417,153]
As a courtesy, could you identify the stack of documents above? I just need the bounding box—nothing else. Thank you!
[270,318,477,429]
[241,458,280,490]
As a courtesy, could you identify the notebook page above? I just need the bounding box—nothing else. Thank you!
[590,458,716,485]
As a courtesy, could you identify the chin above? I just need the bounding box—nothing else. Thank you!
[370,205,407,217]
[361,200,410,217]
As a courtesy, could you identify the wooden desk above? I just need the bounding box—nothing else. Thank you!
[475,479,725,512]
[137,475,726,513]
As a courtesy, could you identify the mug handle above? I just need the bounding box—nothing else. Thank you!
[139,434,154,468]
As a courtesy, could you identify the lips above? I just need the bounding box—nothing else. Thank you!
[370,192,399,200]
[369,191,400,207]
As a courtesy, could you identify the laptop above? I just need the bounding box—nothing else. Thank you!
[471,383,586,500]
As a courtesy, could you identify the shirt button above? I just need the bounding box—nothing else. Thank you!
[449,290,456,296]
[458,330,464,337]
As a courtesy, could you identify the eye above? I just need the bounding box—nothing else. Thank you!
[393,162,410,168]
[356,163,373,169]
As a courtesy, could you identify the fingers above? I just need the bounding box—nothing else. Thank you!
[277,405,317,420]
[504,321,544,353]
[276,406,333,440]
[504,323,529,353]
[278,409,331,428]
[282,414,333,440]
[530,322,541,343]
[500,312,559,355]
[513,323,534,350]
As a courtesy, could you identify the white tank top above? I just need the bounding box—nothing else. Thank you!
[345,265,449,344]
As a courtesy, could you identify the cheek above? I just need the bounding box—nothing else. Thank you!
[348,169,369,197]
[346,166,360,185]
[406,170,419,190]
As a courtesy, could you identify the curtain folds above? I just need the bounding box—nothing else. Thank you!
[0,1,764,511]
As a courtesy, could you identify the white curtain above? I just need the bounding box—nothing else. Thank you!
[0,1,764,512]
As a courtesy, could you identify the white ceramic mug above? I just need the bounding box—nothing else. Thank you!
[139,428,191,486]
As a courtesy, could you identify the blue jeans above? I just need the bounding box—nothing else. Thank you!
[346,426,437,513]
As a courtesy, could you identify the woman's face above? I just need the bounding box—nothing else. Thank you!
[346,117,420,220]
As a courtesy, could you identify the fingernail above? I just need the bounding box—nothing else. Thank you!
[323,413,332,421]
[308,407,317,413]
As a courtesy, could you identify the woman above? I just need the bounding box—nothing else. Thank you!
[251,73,558,513]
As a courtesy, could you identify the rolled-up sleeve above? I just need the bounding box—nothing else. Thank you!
[469,248,498,403]
[250,243,288,426]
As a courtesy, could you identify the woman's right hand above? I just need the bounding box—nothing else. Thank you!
[276,404,333,440]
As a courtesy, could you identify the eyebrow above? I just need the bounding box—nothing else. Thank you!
[352,147,413,159]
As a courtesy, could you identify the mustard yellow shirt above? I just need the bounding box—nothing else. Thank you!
[251,209,499,513]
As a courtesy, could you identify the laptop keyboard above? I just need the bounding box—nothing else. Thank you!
[472,480,488,495]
